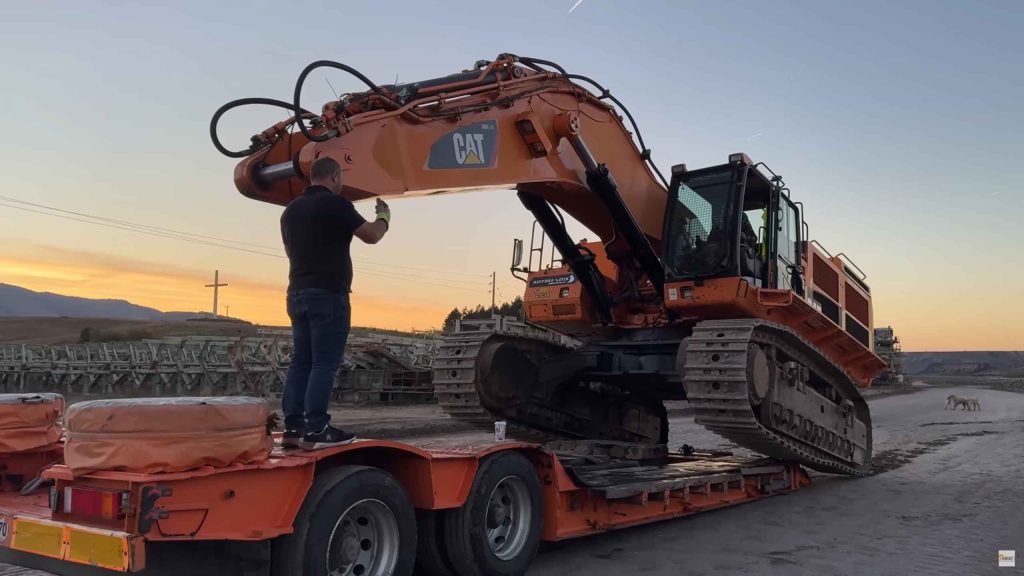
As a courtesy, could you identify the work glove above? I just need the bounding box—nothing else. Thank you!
[375,198,391,228]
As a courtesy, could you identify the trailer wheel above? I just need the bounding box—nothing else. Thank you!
[415,509,456,575]
[444,452,542,576]
[272,466,416,576]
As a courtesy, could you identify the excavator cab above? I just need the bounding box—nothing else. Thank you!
[662,153,805,295]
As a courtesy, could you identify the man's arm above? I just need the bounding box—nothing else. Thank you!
[353,199,390,244]
[354,220,388,244]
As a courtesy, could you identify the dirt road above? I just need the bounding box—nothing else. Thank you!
[526,386,1024,576]
[2,386,1021,575]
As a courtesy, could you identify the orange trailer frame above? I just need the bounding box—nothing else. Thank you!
[0,438,808,574]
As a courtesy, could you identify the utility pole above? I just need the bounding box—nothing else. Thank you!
[225,305,230,318]
[205,270,228,318]
[491,271,496,310]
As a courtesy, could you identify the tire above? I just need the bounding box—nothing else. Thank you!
[415,509,456,576]
[443,452,543,576]
[272,465,417,576]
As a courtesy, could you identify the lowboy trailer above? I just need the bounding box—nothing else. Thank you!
[0,437,806,576]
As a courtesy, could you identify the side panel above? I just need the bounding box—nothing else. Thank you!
[52,465,316,542]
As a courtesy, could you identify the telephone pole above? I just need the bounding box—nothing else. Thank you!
[205,270,228,318]
[491,271,496,310]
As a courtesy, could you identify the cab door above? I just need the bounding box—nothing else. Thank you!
[772,194,802,294]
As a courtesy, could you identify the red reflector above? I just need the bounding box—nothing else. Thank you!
[64,487,125,520]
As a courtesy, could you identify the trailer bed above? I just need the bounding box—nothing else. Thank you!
[0,439,809,574]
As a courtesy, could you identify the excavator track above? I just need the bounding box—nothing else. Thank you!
[683,319,873,476]
[432,329,566,442]
[432,326,667,444]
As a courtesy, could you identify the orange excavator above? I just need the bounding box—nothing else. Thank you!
[213,54,886,475]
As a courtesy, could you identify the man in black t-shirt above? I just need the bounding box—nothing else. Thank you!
[280,156,390,449]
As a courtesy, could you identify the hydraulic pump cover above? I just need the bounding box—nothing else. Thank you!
[64,397,273,475]
[0,393,65,453]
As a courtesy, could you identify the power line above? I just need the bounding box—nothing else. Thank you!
[353,258,489,279]
[0,200,287,258]
[357,268,485,292]
[0,195,491,281]
[0,194,282,251]
[0,201,490,293]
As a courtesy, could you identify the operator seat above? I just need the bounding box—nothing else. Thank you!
[739,213,762,280]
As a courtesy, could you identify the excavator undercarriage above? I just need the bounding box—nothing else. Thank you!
[433,317,872,476]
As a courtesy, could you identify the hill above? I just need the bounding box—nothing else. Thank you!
[0,317,257,345]
[904,351,1024,378]
[0,282,223,321]
[0,283,172,319]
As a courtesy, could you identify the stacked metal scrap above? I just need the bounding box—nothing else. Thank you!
[0,333,437,403]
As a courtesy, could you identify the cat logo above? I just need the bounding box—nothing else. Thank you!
[453,133,486,165]
[427,121,497,169]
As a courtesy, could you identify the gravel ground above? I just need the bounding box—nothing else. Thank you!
[527,386,1024,576]
[3,385,1021,575]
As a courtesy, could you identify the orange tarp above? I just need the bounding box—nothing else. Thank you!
[64,397,272,476]
[0,393,64,453]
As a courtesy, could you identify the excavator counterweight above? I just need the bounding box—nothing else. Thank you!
[214,54,886,475]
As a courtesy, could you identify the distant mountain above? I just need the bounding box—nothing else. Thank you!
[904,351,1024,378]
[0,283,209,321]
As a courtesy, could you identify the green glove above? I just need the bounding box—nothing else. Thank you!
[375,198,391,228]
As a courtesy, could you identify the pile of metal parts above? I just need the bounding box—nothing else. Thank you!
[0,333,437,403]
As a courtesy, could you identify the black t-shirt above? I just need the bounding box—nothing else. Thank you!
[281,186,367,294]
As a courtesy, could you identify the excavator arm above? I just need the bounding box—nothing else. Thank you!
[215,54,669,315]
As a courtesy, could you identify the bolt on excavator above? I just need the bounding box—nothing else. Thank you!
[214,53,886,475]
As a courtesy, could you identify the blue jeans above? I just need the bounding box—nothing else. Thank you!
[283,289,350,432]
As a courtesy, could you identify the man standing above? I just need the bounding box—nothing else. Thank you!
[280,156,390,449]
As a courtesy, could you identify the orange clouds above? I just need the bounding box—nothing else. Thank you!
[2,243,1021,349]
[0,244,449,330]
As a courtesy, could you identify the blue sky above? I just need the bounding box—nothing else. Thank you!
[0,0,1021,348]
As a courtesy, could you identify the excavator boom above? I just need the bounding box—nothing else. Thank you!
[228,55,667,249]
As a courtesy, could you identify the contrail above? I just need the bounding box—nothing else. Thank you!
[568,0,584,14]
[747,132,764,140]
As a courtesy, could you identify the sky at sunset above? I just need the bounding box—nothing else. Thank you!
[1,0,1021,350]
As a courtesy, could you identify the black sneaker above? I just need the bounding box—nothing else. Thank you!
[301,425,356,450]
[281,428,303,449]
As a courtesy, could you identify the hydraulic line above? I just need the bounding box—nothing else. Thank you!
[209,97,312,158]
[292,60,390,143]
[515,55,669,189]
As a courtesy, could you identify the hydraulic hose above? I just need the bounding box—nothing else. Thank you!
[210,97,313,158]
[514,55,669,189]
[566,73,669,189]
[293,60,383,143]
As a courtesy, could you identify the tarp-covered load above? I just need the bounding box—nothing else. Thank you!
[0,393,64,453]
[64,397,273,476]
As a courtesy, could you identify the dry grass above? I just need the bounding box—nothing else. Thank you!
[0,317,259,345]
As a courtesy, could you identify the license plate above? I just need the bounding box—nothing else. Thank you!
[9,517,133,571]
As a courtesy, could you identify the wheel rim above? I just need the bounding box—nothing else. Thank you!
[485,475,532,561]
[326,498,400,576]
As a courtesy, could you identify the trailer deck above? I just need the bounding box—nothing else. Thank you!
[0,438,808,575]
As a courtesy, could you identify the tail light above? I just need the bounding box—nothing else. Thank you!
[62,487,128,521]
